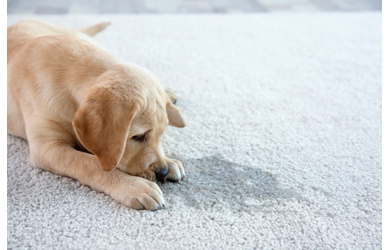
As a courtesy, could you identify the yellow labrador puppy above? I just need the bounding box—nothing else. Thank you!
[7,20,186,210]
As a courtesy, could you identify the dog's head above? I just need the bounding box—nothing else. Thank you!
[72,64,185,181]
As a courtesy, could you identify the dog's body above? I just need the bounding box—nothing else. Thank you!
[7,20,186,210]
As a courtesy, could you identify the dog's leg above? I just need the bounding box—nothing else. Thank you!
[164,86,179,104]
[165,157,185,182]
[26,118,165,210]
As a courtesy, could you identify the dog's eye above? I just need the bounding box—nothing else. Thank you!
[132,134,146,142]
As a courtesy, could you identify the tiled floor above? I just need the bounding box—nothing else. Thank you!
[7,0,381,14]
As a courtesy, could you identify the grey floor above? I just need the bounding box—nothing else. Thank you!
[7,0,381,14]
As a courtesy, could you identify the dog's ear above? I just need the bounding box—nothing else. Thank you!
[166,102,186,128]
[73,89,138,171]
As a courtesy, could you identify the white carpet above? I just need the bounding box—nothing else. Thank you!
[7,13,382,249]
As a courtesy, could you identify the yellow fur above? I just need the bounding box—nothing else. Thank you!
[7,20,186,210]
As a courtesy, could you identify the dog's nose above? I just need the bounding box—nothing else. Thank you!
[155,166,169,181]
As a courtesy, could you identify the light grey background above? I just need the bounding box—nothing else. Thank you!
[7,0,382,14]
[7,13,382,249]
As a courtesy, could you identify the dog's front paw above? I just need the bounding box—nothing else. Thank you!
[108,173,165,210]
[165,158,185,182]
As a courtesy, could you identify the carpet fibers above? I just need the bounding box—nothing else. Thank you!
[7,13,382,249]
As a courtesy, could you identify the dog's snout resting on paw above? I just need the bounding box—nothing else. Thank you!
[7,20,186,210]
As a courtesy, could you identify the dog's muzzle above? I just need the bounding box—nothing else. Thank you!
[155,166,168,181]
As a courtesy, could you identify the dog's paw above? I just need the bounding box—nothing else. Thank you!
[165,158,185,182]
[164,86,179,104]
[109,174,165,210]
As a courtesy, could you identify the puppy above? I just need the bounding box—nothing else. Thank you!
[7,20,186,210]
